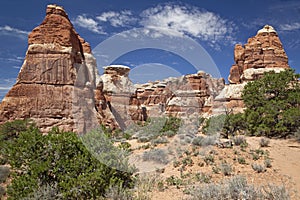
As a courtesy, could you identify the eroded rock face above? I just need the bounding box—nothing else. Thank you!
[98,65,136,130]
[0,5,99,133]
[228,25,290,84]
[0,18,292,133]
[217,25,291,113]
[132,71,225,119]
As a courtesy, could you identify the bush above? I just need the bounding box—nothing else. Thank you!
[142,149,169,164]
[251,163,266,173]
[202,115,226,135]
[165,175,183,186]
[194,172,211,183]
[0,121,134,199]
[22,183,62,200]
[264,159,272,168]
[259,137,270,147]
[242,69,300,137]
[105,185,133,200]
[186,175,290,200]
[160,117,181,133]
[220,162,233,176]
[233,135,247,146]
[0,186,5,197]
[223,113,246,138]
[203,154,214,165]
[294,128,300,142]
[151,137,169,145]
[192,136,204,146]
[192,135,218,147]
[0,165,10,183]
[237,157,246,165]
[0,119,34,141]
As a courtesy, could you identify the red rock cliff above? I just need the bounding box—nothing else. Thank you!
[0,5,98,133]
[228,25,290,84]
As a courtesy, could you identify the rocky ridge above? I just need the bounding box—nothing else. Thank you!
[0,5,291,132]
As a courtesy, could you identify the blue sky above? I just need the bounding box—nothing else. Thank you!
[0,0,300,100]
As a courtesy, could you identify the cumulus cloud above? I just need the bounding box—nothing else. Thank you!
[140,4,236,45]
[73,15,106,34]
[0,25,29,39]
[279,22,300,31]
[73,4,236,49]
[97,10,136,27]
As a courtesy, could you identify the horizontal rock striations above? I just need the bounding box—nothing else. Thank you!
[228,25,290,84]
[216,25,290,114]
[0,6,292,134]
[133,71,224,119]
[0,5,99,133]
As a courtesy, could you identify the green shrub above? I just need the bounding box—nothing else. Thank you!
[233,135,247,146]
[0,165,10,183]
[202,115,226,135]
[259,137,270,147]
[251,163,266,173]
[264,159,272,168]
[160,117,181,133]
[237,157,246,165]
[223,113,246,138]
[0,119,34,141]
[165,175,183,186]
[0,186,5,197]
[182,156,193,167]
[220,162,233,176]
[1,122,134,199]
[186,175,290,200]
[194,172,211,183]
[192,135,218,147]
[242,69,300,137]
[203,154,214,165]
[142,149,169,164]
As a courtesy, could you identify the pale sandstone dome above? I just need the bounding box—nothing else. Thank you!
[257,24,277,34]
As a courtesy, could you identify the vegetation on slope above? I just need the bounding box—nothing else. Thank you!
[0,120,134,199]
[204,69,300,138]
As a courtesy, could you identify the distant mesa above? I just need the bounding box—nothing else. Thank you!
[0,4,293,133]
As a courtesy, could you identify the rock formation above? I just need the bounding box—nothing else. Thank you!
[228,25,289,84]
[0,6,292,134]
[133,71,224,118]
[99,65,136,130]
[0,5,99,133]
[95,65,225,130]
[216,25,290,113]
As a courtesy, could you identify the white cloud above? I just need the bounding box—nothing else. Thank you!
[140,4,236,45]
[97,10,136,27]
[0,86,12,90]
[279,22,300,31]
[0,78,15,90]
[0,25,29,39]
[73,15,106,34]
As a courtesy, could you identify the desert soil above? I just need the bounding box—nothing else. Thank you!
[129,136,300,200]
